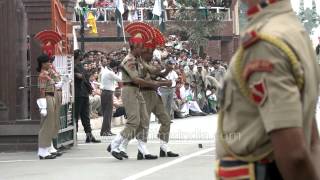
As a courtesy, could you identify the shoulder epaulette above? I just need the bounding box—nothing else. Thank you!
[122,57,133,66]
[241,31,260,49]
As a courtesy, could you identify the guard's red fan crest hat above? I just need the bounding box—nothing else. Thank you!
[35,30,62,45]
[34,30,62,57]
[153,28,165,46]
[125,22,155,44]
[144,39,156,49]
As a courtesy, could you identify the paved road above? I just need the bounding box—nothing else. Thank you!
[0,115,217,180]
[1,111,320,180]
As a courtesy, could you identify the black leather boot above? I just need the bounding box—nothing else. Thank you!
[108,144,128,159]
[137,150,158,160]
[50,151,63,157]
[107,144,111,152]
[111,151,123,160]
[160,149,179,157]
[86,133,101,143]
[39,154,56,160]
[120,151,129,159]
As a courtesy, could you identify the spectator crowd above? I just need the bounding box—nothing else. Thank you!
[75,0,230,22]
[78,34,227,126]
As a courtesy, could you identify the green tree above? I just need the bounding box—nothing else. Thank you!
[298,0,320,34]
[167,0,225,56]
[298,0,305,22]
[239,1,248,32]
[311,0,320,28]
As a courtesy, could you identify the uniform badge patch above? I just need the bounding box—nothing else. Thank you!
[242,60,274,81]
[127,62,136,70]
[250,79,267,106]
[242,31,260,49]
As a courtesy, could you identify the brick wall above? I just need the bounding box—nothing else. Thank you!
[78,20,235,38]
[206,40,221,60]
[78,21,238,61]
[85,42,128,53]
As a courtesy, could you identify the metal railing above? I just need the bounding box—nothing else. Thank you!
[72,7,232,23]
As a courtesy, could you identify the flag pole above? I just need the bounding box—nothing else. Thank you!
[121,13,127,44]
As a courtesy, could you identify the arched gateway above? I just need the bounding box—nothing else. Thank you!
[0,0,76,151]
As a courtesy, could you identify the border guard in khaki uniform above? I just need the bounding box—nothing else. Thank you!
[108,22,162,160]
[216,0,320,179]
[138,27,180,159]
[36,54,61,159]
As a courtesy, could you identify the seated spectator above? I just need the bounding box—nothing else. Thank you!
[183,82,207,116]
[208,87,218,114]
[204,85,218,114]
[173,81,188,118]
[112,87,126,118]
[89,72,101,119]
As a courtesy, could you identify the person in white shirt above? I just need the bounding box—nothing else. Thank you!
[173,82,189,118]
[205,86,218,114]
[159,58,179,119]
[153,48,162,61]
[183,82,206,116]
[100,60,121,136]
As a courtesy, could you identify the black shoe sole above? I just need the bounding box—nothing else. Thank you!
[137,151,144,160]
[107,145,111,152]
[39,155,56,160]
[120,151,129,159]
[51,152,63,157]
[144,155,158,160]
[137,151,158,160]
[111,151,123,160]
[160,150,179,157]
[167,153,179,157]
[160,150,166,157]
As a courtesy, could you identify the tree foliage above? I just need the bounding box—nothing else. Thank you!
[298,0,320,35]
[239,1,248,32]
[166,0,226,54]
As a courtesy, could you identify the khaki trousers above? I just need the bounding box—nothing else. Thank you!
[140,90,171,142]
[38,96,59,148]
[53,90,62,138]
[120,86,149,141]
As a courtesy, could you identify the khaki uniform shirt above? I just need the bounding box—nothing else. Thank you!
[140,60,161,81]
[38,70,56,97]
[216,0,320,159]
[49,65,61,82]
[121,53,144,82]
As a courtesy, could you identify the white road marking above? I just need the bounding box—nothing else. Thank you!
[0,156,114,163]
[77,141,214,146]
[199,154,215,157]
[122,147,214,180]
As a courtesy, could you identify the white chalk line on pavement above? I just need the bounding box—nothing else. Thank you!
[0,156,115,163]
[122,147,214,180]
[199,154,215,157]
[78,141,214,146]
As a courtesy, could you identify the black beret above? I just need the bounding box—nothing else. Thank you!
[37,54,50,64]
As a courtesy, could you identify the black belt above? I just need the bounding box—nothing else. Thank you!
[45,92,55,96]
[161,87,175,89]
[123,82,139,88]
[140,87,155,91]
[217,158,282,180]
